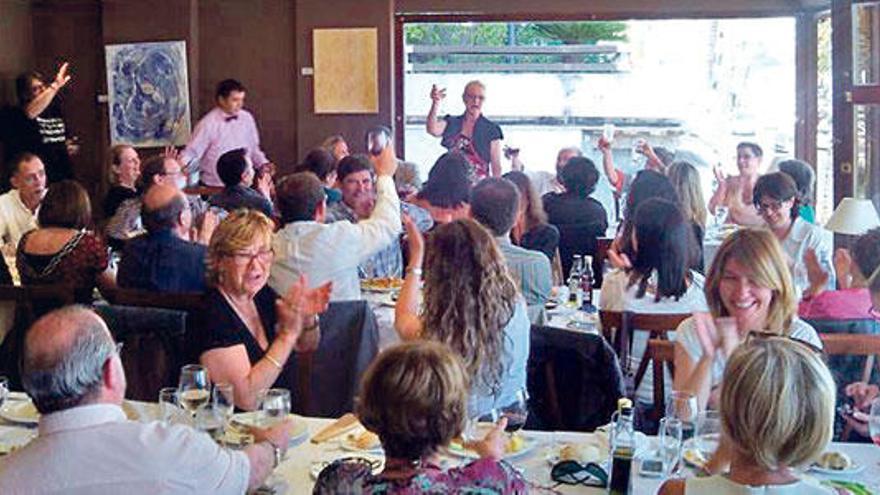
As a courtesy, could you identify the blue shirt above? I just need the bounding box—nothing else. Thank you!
[495,235,552,323]
[470,300,530,418]
[118,230,207,293]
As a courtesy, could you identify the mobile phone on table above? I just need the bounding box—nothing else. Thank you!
[638,459,664,478]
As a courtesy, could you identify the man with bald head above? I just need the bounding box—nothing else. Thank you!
[0,305,290,493]
[117,183,216,292]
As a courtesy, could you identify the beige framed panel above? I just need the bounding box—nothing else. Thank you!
[313,27,379,114]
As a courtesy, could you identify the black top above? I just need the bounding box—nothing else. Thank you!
[0,104,72,184]
[103,185,139,218]
[208,185,274,217]
[187,286,297,392]
[520,223,560,262]
[542,192,609,279]
[691,222,705,274]
[117,230,207,293]
[440,114,503,165]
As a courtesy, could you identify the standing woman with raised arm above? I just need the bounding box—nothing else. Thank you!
[425,81,503,180]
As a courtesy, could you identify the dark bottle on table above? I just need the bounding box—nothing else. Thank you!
[581,255,595,312]
[609,398,635,495]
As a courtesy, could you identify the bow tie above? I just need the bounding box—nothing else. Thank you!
[224,115,238,122]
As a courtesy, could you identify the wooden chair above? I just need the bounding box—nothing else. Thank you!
[102,288,205,313]
[820,333,880,440]
[638,339,676,423]
[599,310,688,376]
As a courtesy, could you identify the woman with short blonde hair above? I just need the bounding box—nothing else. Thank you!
[673,228,821,411]
[314,341,526,493]
[103,144,141,218]
[660,338,836,495]
[188,209,330,410]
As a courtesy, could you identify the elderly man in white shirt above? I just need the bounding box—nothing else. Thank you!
[270,146,400,301]
[0,305,290,494]
[0,152,45,246]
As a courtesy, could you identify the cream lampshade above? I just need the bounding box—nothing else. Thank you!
[824,198,880,235]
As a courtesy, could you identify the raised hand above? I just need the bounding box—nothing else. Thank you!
[845,382,880,411]
[53,62,71,90]
[804,248,830,295]
[597,135,612,153]
[255,171,273,199]
[833,248,853,288]
[463,417,508,461]
[429,84,446,103]
[713,164,726,184]
[693,312,722,358]
[369,143,398,178]
[402,214,424,270]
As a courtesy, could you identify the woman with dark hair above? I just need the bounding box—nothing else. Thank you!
[294,148,341,204]
[708,141,764,226]
[668,161,708,272]
[752,172,834,297]
[17,180,114,297]
[502,171,559,261]
[600,198,707,417]
[542,156,608,278]
[0,64,75,183]
[610,169,681,268]
[395,218,529,419]
[778,159,816,223]
[410,152,472,224]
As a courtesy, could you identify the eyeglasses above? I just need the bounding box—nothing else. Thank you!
[755,199,791,213]
[746,330,823,354]
[463,93,485,102]
[550,460,608,487]
[225,249,273,266]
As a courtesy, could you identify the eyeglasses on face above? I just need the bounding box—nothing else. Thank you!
[225,249,274,266]
[755,199,792,213]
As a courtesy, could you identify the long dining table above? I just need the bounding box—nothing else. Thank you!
[1,399,877,494]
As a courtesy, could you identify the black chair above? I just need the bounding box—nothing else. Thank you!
[527,324,625,432]
[95,304,189,402]
[295,300,380,418]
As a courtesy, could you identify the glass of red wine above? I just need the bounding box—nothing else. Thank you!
[499,389,529,434]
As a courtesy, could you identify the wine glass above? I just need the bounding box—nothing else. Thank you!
[158,387,179,424]
[665,391,698,441]
[658,417,684,476]
[714,206,730,227]
[499,389,529,434]
[0,376,8,410]
[178,364,210,416]
[695,411,721,460]
[869,398,880,449]
[260,388,291,427]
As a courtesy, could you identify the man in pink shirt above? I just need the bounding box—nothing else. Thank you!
[181,79,272,187]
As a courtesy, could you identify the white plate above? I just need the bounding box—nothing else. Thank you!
[229,412,308,446]
[809,463,866,476]
[0,400,40,425]
[0,427,36,455]
[339,430,384,455]
[446,434,538,461]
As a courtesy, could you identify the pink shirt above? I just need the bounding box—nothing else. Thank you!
[798,287,873,321]
[181,107,268,186]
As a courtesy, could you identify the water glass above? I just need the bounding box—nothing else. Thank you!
[658,417,684,476]
[665,391,698,441]
[158,387,179,424]
[213,383,235,422]
[602,123,616,142]
[696,411,721,459]
[869,398,880,448]
[195,405,225,443]
[714,206,729,227]
[259,388,291,427]
[178,364,210,415]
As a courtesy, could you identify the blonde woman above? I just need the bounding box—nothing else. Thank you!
[395,217,530,418]
[314,341,525,493]
[187,209,330,410]
[660,338,836,494]
[673,228,822,411]
[103,144,141,218]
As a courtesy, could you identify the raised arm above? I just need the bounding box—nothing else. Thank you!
[426,84,448,137]
[598,136,622,191]
[673,314,720,411]
[489,139,502,177]
[25,63,70,119]
[395,215,425,340]
[350,147,401,260]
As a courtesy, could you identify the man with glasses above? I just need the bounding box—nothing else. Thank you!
[118,184,217,292]
[0,305,290,493]
[0,152,46,248]
[426,80,503,180]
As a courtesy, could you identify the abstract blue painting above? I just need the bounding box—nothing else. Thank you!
[105,41,191,147]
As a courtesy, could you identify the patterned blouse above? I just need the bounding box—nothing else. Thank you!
[17,230,109,292]
[313,457,527,494]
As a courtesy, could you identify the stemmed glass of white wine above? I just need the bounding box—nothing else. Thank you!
[178,364,210,417]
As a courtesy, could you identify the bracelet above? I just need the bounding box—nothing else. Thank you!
[264,353,283,370]
[407,267,423,277]
[302,314,320,333]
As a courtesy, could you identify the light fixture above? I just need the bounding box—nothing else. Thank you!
[825,198,880,235]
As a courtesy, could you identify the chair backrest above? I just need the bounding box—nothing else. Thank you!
[295,300,380,417]
[637,339,676,423]
[95,304,189,402]
[527,324,625,432]
[0,285,77,389]
[821,333,880,382]
[103,288,205,313]
[600,310,689,375]
[625,312,690,334]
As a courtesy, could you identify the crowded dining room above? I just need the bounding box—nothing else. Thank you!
[0,0,880,493]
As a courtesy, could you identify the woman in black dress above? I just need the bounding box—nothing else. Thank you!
[188,209,330,410]
[102,145,141,218]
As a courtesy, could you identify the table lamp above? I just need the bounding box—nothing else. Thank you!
[824,198,880,235]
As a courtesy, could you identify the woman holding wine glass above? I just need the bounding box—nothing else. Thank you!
[187,210,331,411]
[659,337,838,494]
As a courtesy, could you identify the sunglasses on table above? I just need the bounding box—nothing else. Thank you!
[550,460,608,487]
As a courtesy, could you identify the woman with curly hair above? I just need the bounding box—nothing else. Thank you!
[395,217,530,418]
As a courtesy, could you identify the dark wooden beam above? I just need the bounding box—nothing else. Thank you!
[832,0,854,205]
